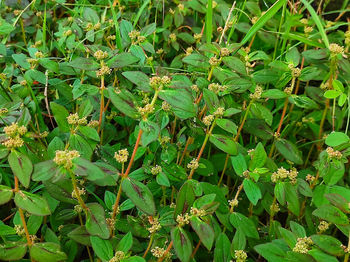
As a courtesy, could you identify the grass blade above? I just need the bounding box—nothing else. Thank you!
[109,0,123,52]
[238,0,286,48]
[205,0,213,43]
[300,0,329,48]
[133,0,151,27]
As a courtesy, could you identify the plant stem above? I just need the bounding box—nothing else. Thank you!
[70,172,88,211]
[111,178,123,221]
[19,208,32,246]
[218,101,252,186]
[188,119,216,179]
[143,233,155,258]
[98,75,105,134]
[191,240,201,258]
[157,240,173,262]
[123,128,143,178]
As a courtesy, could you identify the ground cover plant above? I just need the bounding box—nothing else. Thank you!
[0,0,349,261]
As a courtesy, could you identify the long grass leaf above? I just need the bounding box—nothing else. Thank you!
[133,0,151,27]
[238,0,286,47]
[300,0,329,48]
[109,0,123,52]
[205,0,213,43]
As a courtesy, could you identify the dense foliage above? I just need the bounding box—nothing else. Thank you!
[0,0,350,261]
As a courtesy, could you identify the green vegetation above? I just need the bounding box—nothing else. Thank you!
[0,0,349,261]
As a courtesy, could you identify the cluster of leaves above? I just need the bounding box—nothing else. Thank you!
[0,0,350,261]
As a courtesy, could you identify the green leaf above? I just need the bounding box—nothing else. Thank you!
[0,242,27,261]
[209,134,237,155]
[230,154,247,176]
[255,242,287,262]
[159,89,197,119]
[289,95,319,109]
[69,134,93,160]
[311,234,344,256]
[90,236,113,261]
[171,227,192,262]
[232,228,246,251]
[116,232,133,253]
[107,87,139,119]
[0,185,13,205]
[230,212,259,239]
[122,71,151,92]
[30,242,67,262]
[313,205,349,225]
[140,120,160,146]
[74,158,116,186]
[325,132,349,147]
[300,0,329,48]
[108,53,139,68]
[14,191,51,216]
[285,183,300,216]
[69,57,100,71]
[121,178,156,215]
[238,0,286,48]
[78,126,100,142]
[67,226,91,246]
[203,88,219,113]
[8,150,32,188]
[249,142,267,170]
[275,139,303,165]
[182,54,210,69]
[243,119,273,139]
[214,233,231,262]
[12,54,30,69]
[32,160,61,182]
[324,90,341,99]
[223,57,246,75]
[262,89,287,99]
[174,180,195,218]
[50,102,70,132]
[216,119,237,134]
[243,178,262,205]
[156,172,170,187]
[308,249,338,262]
[86,203,110,239]
[0,21,15,35]
[190,216,214,250]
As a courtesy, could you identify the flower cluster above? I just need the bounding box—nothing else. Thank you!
[96,65,112,77]
[318,221,330,233]
[190,207,206,217]
[151,165,162,175]
[202,114,214,126]
[147,218,161,234]
[149,75,171,90]
[220,48,230,57]
[53,150,80,170]
[329,43,344,57]
[326,147,342,160]
[214,107,225,117]
[162,101,171,111]
[71,187,86,199]
[114,149,129,163]
[292,237,313,254]
[234,250,248,262]
[209,56,220,66]
[208,83,226,94]
[176,213,191,227]
[270,202,280,214]
[137,104,154,118]
[2,123,27,148]
[109,251,125,262]
[67,113,87,126]
[249,86,262,100]
[271,167,298,184]
[228,199,238,210]
[93,50,108,60]
[187,159,199,170]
